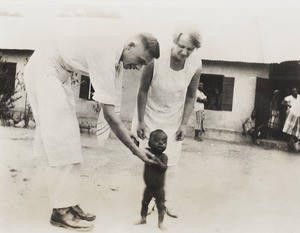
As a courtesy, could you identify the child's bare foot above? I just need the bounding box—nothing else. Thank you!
[135,219,147,225]
[158,222,166,231]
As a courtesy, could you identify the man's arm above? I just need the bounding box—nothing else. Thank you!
[136,61,154,139]
[102,104,156,164]
[176,68,201,141]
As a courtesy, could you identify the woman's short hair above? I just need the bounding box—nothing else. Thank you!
[137,33,160,59]
[172,27,202,48]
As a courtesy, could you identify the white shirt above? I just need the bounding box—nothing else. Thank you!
[194,90,207,111]
[58,38,124,106]
[285,94,300,116]
[131,48,202,166]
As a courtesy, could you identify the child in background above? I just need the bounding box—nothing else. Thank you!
[242,110,263,145]
[136,129,168,230]
[194,82,207,141]
[267,89,281,139]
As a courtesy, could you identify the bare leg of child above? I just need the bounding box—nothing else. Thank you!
[156,190,166,230]
[157,201,165,230]
[158,214,165,230]
[136,188,152,225]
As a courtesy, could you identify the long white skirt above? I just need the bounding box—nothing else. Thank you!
[131,110,182,167]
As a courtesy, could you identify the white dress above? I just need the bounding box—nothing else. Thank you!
[132,49,202,166]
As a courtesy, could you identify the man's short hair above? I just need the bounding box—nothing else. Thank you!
[138,33,160,59]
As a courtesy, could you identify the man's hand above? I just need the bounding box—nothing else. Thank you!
[128,131,140,147]
[137,121,147,139]
[134,148,157,164]
[176,124,187,141]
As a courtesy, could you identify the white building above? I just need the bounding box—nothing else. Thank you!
[1,16,300,140]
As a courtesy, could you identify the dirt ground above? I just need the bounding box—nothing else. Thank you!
[1,126,300,233]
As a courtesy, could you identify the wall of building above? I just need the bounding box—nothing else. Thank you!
[196,60,270,132]
[2,51,270,135]
[0,50,33,118]
[1,51,99,127]
[119,61,270,133]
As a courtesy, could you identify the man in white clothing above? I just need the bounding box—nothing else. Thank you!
[23,32,160,231]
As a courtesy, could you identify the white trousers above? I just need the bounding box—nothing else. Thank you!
[47,164,81,208]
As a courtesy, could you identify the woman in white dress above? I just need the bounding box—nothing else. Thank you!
[132,29,202,215]
[282,87,300,151]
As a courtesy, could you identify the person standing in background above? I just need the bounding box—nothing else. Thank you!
[282,87,300,151]
[267,89,281,140]
[194,81,207,141]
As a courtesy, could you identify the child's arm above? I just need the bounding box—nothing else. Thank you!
[153,155,168,172]
[201,96,207,103]
[242,117,250,134]
[197,96,207,103]
[242,117,250,125]
[282,99,291,108]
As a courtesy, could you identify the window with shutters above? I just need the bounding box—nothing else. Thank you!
[200,73,235,111]
[0,62,17,100]
[79,75,95,100]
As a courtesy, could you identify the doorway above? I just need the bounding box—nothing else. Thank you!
[254,77,300,139]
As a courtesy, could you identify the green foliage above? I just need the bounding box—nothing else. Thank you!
[0,95,14,120]
[0,54,14,123]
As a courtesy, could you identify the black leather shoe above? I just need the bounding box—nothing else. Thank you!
[50,208,93,231]
[71,205,96,222]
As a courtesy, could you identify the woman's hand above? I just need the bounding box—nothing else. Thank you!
[136,121,147,139]
[176,124,187,141]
